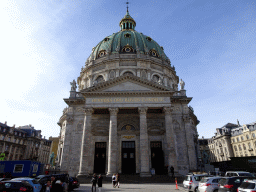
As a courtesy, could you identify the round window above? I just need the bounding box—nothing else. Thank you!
[100,52,104,56]
[125,48,131,52]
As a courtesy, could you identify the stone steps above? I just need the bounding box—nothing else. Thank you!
[78,174,184,184]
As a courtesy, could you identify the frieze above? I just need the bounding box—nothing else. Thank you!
[89,97,168,104]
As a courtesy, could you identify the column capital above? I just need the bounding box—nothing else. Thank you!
[163,107,173,115]
[83,107,94,115]
[108,107,119,116]
[138,107,148,115]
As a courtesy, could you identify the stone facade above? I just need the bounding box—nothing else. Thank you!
[56,11,200,177]
[231,121,256,157]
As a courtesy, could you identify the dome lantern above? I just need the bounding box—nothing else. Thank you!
[119,11,136,31]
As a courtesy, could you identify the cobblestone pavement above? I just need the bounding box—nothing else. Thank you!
[73,183,188,192]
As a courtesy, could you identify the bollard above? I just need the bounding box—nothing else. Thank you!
[175,177,179,190]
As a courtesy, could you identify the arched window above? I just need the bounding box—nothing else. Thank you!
[252,133,255,138]
[234,145,237,151]
[246,134,250,140]
[123,71,134,76]
[248,142,251,149]
[95,75,105,83]
[141,70,147,79]
[109,70,115,79]
[152,75,160,83]
[237,137,240,142]
[243,144,246,150]
[241,136,244,141]
[238,145,242,151]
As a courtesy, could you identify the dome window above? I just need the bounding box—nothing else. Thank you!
[146,37,152,42]
[122,44,134,53]
[149,49,159,57]
[124,33,131,38]
[123,71,134,76]
[98,50,106,57]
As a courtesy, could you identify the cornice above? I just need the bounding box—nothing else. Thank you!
[82,91,173,97]
[81,75,173,93]
[64,98,85,106]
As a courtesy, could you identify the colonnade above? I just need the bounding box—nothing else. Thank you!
[77,107,178,177]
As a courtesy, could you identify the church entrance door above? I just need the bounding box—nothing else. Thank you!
[94,142,106,174]
[151,141,164,174]
[122,141,136,174]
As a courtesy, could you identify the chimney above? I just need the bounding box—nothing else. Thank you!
[13,124,15,128]
[237,119,241,127]
[44,136,45,139]
[202,136,204,139]
[29,124,32,127]
[4,121,7,125]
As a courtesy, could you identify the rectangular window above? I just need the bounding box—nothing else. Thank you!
[32,164,38,172]
[8,137,11,142]
[13,164,24,173]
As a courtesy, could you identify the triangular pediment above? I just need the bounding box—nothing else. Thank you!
[82,75,171,93]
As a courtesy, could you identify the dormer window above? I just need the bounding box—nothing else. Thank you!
[3,128,6,132]
[146,36,152,42]
[124,33,131,38]
[104,37,110,42]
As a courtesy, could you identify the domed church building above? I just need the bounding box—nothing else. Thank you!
[57,9,200,177]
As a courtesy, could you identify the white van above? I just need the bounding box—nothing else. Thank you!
[225,171,253,177]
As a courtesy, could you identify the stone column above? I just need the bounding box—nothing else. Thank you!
[163,107,178,174]
[107,108,119,176]
[183,116,197,170]
[138,107,151,177]
[77,108,94,177]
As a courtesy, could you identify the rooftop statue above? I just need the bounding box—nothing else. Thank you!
[179,79,185,90]
[70,79,77,91]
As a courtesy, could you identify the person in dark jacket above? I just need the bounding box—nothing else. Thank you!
[116,173,120,188]
[97,174,103,192]
[91,173,98,192]
[51,176,63,191]
[170,166,174,177]
[41,180,52,192]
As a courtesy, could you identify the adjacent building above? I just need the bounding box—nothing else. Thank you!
[198,137,213,172]
[56,10,200,177]
[0,122,27,161]
[231,121,256,157]
[0,122,52,164]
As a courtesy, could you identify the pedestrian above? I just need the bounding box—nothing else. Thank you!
[170,166,174,177]
[41,180,52,192]
[60,178,68,192]
[116,173,120,188]
[51,176,59,191]
[91,173,98,192]
[112,174,116,188]
[97,174,103,192]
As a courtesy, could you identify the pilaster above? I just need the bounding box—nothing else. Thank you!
[163,107,178,174]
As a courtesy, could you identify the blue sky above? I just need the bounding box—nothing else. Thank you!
[1,0,255,139]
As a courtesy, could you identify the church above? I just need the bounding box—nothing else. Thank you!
[56,8,200,177]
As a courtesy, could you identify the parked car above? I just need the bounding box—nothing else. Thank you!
[183,173,209,192]
[34,175,51,186]
[69,177,80,191]
[0,180,34,192]
[11,177,42,192]
[198,176,222,192]
[218,176,250,192]
[225,171,253,177]
[238,179,256,192]
[0,178,12,182]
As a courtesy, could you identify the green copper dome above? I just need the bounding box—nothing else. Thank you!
[87,11,169,62]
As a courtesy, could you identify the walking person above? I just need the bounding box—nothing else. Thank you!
[91,173,98,192]
[112,174,116,188]
[41,180,52,192]
[170,166,174,178]
[60,178,68,192]
[97,174,103,192]
[116,173,120,188]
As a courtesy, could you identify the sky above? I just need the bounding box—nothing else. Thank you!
[0,0,255,140]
